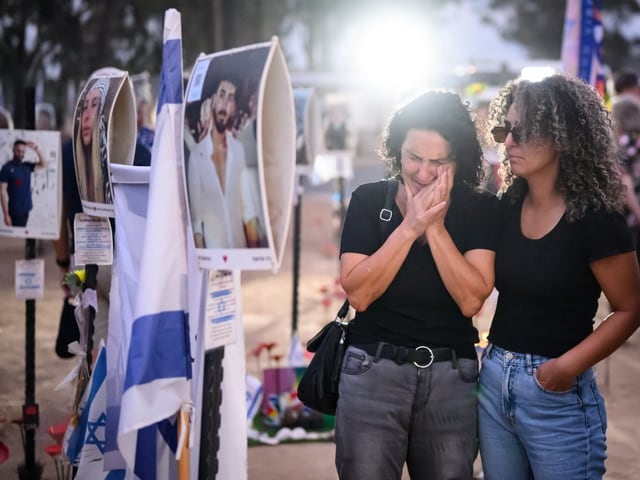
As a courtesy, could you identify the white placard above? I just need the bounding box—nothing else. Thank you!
[0,129,62,239]
[204,269,238,351]
[15,259,45,299]
[73,213,113,265]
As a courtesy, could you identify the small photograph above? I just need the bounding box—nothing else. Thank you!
[73,69,136,217]
[36,103,57,130]
[0,129,61,239]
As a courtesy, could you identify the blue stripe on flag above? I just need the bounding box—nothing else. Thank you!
[578,0,594,82]
[157,38,183,113]
[105,470,126,480]
[134,424,157,480]
[133,420,177,480]
[123,311,191,389]
[158,418,178,451]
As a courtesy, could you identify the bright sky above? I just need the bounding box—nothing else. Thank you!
[282,1,531,72]
[435,2,529,64]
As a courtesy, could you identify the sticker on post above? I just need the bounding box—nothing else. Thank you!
[73,213,113,266]
[15,259,44,299]
[204,269,237,351]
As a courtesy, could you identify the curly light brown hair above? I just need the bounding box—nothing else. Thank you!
[487,74,624,221]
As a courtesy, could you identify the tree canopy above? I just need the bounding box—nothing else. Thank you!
[2,0,640,128]
[485,0,640,69]
[0,0,290,128]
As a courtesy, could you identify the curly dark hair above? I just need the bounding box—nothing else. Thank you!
[487,74,624,221]
[380,90,485,189]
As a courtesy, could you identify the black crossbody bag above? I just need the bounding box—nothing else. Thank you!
[297,179,398,415]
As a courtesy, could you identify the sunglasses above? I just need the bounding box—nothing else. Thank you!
[491,121,524,144]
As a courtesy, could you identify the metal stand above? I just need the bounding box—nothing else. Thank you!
[83,264,99,373]
[291,179,303,334]
[18,86,43,480]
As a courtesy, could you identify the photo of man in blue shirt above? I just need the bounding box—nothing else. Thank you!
[0,139,46,227]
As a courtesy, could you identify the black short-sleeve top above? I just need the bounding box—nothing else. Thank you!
[489,194,634,357]
[340,180,500,349]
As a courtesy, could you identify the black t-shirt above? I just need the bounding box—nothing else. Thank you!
[340,180,500,349]
[489,194,634,357]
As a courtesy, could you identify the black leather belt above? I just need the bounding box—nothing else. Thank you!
[354,342,473,368]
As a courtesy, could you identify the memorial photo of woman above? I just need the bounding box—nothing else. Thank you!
[73,77,112,205]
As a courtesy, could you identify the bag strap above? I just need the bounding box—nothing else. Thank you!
[340,179,399,317]
[378,179,398,236]
[336,298,350,321]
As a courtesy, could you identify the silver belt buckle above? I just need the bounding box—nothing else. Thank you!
[413,346,434,368]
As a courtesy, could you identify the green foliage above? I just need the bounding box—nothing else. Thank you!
[2,0,639,127]
[485,0,640,69]
[0,0,291,126]
[1,0,166,126]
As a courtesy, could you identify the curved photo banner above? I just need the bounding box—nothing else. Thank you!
[183,38,296,271]
[294,88,322,172]
[0,129,62,239]
[73,68,136,218]
[259,39,297,271]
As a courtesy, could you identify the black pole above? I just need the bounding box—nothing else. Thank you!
[83,264,99,373]
[291,182,302,334]
[18,86,43,480]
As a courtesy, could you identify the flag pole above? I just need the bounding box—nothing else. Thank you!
[178,405,190,480]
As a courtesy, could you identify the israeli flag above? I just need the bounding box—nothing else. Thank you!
[117,9,192,480]
[64,342,125,478]
[561,0,605,93]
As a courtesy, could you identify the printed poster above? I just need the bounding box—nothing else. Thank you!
[73,68,136,218]
[183,38,296,271]
[0,129,61,239]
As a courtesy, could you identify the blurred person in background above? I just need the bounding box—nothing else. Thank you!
[136,98,155,153]
[611,81,640,261]
[36,103,57,131]
[479,74,640,479]
[612,70,640,108]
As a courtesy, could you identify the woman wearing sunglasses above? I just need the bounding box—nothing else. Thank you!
[478,74,640,479]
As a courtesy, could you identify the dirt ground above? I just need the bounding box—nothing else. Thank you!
[1,189,640,479]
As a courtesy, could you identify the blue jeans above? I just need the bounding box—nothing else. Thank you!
[335,345,479,480]
[478,344,607,480]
